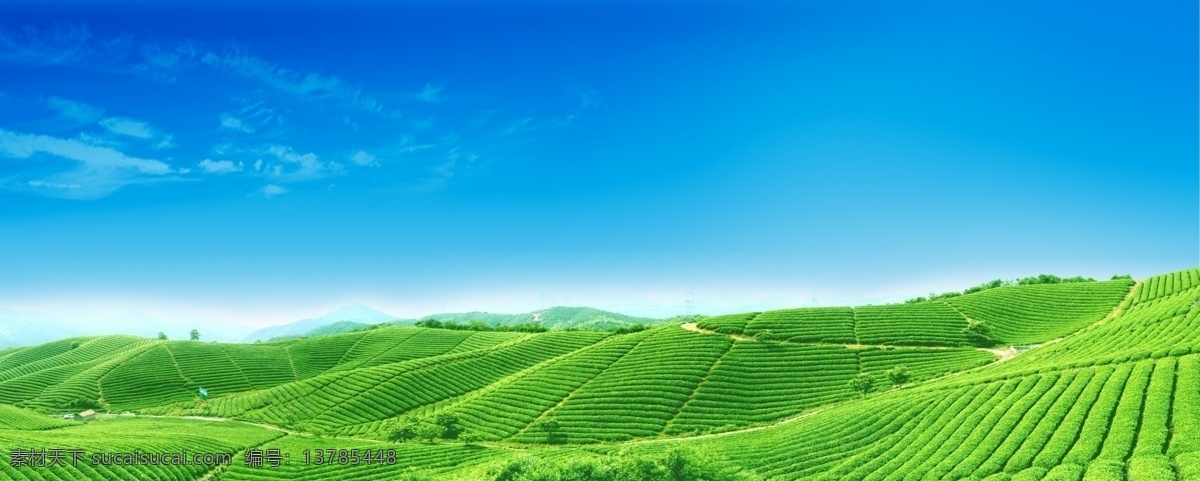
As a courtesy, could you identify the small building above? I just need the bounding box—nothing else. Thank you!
[76,409,96,422]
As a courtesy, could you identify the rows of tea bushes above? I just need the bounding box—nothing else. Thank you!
[0,404,70,430]
[437,330,655,441]
[854,302,972,346]
[665,342,858,434]
[742,307,856,343]
[507,327,732,443]
[219,423,514,480]
[694,312,759,335]
[0,416,284,481]
[945,279,1134,344]
[858,346,996,381]
[1134,267,1200,304]
[660,355,1190,480]
[212,331,609,433]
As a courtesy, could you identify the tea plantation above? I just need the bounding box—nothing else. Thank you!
[2,269,1197,480]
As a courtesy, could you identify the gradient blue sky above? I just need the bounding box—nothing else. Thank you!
[0,1,1196,326]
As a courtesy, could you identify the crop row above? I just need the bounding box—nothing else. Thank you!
[945,280,1133,345]
[742,307,856,343]
[854,302,971,346]
[1135,267,1200,304]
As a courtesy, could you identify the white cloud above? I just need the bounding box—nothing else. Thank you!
[47,97,103,122]
[417,83,445,103]
[219,113,254,133]
[0,129,171,174]
[253,159,263,171]
[267,145,323,177]
[99,116,156,139]
[349,151,378,167]
[261,184,288,198]
[504,117,534,135]
[202,50,383,113]
[0,128,175,199]
[197,159,242,174]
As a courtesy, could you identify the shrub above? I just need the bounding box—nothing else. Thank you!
[886,366,911,387]
[848,373,874,397]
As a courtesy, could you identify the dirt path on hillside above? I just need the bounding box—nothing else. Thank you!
[681,322,1015,362]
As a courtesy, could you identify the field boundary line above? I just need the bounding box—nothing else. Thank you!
[660,336,736,436]
[160,344,196,385]
[395,332,623,423]
[94,345,157,407]
[334,330,373,366]
[852,306,860,344]
[302,335,545,425]
[216,345,254,388]
[510,330,658,439]
[283,345,300,381]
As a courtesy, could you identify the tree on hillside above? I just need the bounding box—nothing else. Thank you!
[537,419,562,444]
[189,329,200,341]
[435,414,460,439]
[886,366,911,388]
[848,373,874,397]
[157,332,168,340]
[963,320,994,346]
[388,423,417,442]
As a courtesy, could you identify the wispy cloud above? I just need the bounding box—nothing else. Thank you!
[349,151,378,167]
[261,184,288,198]
[47,96,103,123]
[219,113,255,133]
[417,83,446,103]
[99,116,156,139]
[201,50,384,113]
[560,86,599,126]
[0,25,575,199]
[0,128,176,199]
[197,159,243,174]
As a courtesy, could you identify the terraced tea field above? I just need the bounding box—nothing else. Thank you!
[2,269,1196,480]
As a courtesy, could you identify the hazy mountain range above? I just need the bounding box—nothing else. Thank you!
[0,303,663,348]
[0,307,252,347]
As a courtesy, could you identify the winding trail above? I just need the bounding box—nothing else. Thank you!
[680,322,1016,362]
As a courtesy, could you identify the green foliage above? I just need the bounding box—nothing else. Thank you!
[486,449,754,481]
[963,320,994,346]
[156,331,168,340]
[886,365,911,387]
[5,267,1200,480]
[536,419,562,443]
[848,373,874,396]
[610,323,647,335]
[753,330,784,342]
[189,329,200,341]
[67,398,102,411]
[906,274,1106,303]
[414,318,550,333]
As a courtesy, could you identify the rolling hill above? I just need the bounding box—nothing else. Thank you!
[242,303,397,342]
[1,269,1197,480]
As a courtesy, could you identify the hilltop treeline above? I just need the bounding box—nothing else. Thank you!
[414,318,650,334]
[906,274,1133,304]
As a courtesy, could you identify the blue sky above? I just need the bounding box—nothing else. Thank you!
[0,1,1196,326]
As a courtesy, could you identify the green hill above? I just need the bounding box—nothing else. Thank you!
[413,306,660,330]
[2,268,1198,480]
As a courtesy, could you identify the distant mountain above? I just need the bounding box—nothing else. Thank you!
[0,307,250,347]
[243,304,395,342]
[263,306,662,342]
[414,306,660,330]
[267,321,372,341]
